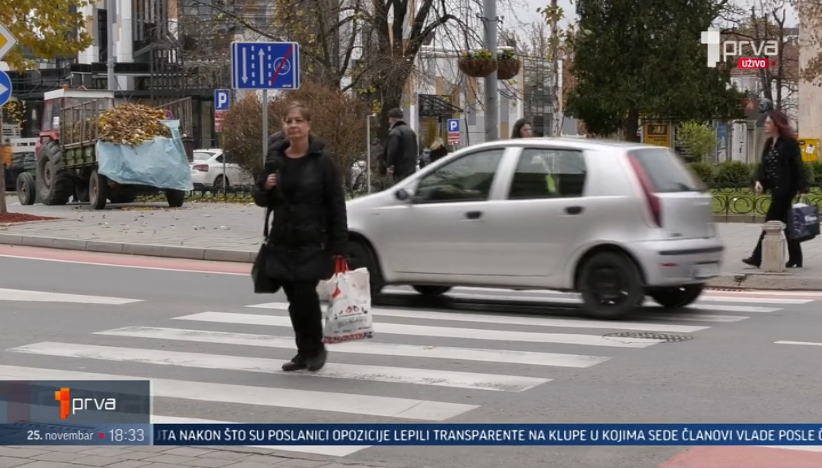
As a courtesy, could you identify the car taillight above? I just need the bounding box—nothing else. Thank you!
[192,164,209,172]
[627,155,662,227]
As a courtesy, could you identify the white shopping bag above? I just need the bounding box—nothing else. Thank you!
[322,258,374,344]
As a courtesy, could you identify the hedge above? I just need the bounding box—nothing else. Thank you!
[687,160,822,188]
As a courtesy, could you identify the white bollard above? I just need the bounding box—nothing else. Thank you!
[762,220,787,273]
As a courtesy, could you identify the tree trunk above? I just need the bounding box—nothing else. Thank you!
[623,109,640,142]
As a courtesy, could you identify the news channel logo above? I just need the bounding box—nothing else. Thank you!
[700,28,778,69]
[54,387,117,420]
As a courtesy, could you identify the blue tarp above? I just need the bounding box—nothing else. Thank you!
[95,120,194,191]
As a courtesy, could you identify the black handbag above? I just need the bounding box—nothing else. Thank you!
[251,207,282,293]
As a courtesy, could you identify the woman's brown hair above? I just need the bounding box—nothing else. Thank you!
[768,110,795,139]
[282,102,311,121]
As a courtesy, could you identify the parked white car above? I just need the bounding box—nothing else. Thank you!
[190,149,253,190]
[344,137,723,319]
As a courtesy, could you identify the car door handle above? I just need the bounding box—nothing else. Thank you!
[465,211,483,220]
[564,206,583,215]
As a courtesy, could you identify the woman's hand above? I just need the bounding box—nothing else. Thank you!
[264,174,278,190]
[754,181,763,193]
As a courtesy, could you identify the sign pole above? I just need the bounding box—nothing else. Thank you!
[262,90,268,167]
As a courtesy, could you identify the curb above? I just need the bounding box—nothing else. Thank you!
[0,233,257,263]
[707,273,822,290]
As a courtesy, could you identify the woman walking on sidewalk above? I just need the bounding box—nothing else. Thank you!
[252,102,349,372]
[743,110,807,269]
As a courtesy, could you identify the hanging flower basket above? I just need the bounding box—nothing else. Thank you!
[458,58,497,77]
[496,48,521,80]
[497,59,521,80]
[458,49,497,77]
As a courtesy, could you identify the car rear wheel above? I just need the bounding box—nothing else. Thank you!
[578,251,645,319]
[648,284,705,308]
[412,285,452,296]
[346,240,384,296]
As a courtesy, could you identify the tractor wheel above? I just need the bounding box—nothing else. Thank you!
[88,170,108,210]
[16,172,36,205]
[36,140,73,205]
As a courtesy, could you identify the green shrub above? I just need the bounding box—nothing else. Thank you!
[807,160,822,187]
[687,161,714,185]
[713,160,754,187]
[803,162,816,189]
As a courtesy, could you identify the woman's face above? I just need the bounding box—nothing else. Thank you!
[764,116,776,135]
[519,124,533,137]
[284,109,310,140]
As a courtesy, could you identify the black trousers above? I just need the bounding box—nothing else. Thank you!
[282,280,324,357]
[750,194,802,265]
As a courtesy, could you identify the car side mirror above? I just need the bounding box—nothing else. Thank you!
[395,188,413,201]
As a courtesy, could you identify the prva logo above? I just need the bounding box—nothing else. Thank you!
[54,388,117,419]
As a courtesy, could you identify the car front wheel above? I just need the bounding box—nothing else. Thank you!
[346,240,385,296]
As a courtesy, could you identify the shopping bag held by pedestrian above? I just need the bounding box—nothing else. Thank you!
[788,200,820,243]
[322,257,374,344]
[251,207,282,293]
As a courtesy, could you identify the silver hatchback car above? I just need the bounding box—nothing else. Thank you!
[345,137,724,319]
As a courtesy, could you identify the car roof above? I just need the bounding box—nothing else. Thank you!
[462,137,656,153]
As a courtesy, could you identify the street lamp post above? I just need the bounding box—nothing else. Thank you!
[366,113,376,193]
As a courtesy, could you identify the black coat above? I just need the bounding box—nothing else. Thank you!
[757,136,807,198]
[383,120,419,177]
[253,137,348,282]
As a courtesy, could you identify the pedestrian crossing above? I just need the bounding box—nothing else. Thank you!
[1,286,816,457]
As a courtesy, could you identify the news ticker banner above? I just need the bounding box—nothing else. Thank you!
[2,423,822,446]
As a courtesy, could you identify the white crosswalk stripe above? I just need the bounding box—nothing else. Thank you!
[2,286,813,457]
[0,288,142,305]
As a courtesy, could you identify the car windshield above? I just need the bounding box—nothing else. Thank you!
[193,152,215,161]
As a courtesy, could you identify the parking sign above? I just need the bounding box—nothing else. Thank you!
[447,119,460,143]
[215,89,230,111]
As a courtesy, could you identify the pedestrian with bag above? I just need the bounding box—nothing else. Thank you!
[743,110,807,269]
[251,102,349,372]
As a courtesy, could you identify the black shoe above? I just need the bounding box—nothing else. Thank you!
[786,261,803,268]
[742,257,760,268]
[282,354,308,371]
[306,349,327,372]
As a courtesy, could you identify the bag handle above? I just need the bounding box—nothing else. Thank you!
[335,256,349,273]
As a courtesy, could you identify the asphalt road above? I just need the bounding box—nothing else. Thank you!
[1,246,822,468]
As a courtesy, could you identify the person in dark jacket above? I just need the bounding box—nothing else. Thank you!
[429,137,449,163]
[253,102,348,372]
[743,110,807,268]
[383,108,418,184]
[511,119,533,138]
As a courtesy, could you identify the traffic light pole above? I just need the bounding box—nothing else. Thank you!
[0,105,7,214]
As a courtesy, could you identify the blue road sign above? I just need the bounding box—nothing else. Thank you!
[214,89,230,110]
[231,42,300,90]
[447,119,460,133]
[0,71,12,107]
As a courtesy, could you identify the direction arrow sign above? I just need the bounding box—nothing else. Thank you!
[230,42,300,90]
[0,71,13,107]
[0,24,17,61]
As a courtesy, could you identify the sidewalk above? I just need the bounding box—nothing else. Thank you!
[0,444,433,468]
[1,196,821,290]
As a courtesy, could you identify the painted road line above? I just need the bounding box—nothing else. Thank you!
[643,314,750,323]
[774,340,822,347]
[0,365,477,421]
[175,312,665,348]
[8,342,550,392]
[0,288,141,304]
[416,286,822,300]
[249,302,708,333]
[153,415,369,457]
[97,326,612,368]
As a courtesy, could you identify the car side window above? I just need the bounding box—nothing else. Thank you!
[414,149,504,203]
[508,148,587,199]
[214,155,224,164]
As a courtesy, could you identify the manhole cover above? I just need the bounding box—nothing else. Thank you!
[603,332,694,343]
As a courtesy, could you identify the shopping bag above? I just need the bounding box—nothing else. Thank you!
[788,203,820,243]
[322,258,374,344]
